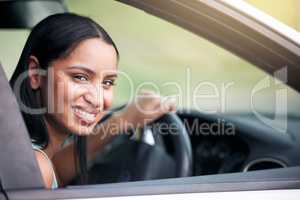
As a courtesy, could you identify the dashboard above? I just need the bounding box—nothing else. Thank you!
[82,109,300,185]
[176,109,300,176]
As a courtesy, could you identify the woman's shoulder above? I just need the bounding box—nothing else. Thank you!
[34,150,55,189]
[32,144,58,189]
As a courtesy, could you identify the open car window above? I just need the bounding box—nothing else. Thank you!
[0,1,300,199]
[62,0,300,185]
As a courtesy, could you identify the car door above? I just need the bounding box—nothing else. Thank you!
[1,0,300,199]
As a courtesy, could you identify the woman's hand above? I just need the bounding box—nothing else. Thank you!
[92,90,176,140]
[114,90,176,132]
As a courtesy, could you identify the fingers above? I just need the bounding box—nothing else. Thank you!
[136,90,177,116]
[162,97,177,113]
[117,90,177,131]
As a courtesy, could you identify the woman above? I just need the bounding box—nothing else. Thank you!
[10,13,175,189]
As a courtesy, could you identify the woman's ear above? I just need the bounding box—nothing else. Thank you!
[28,55,42,90]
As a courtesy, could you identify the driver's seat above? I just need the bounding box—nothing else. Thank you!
[0,62,44,190]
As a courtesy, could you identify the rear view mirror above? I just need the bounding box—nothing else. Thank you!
[0,0,67,29]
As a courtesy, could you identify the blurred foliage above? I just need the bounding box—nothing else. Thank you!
[65,0,300,114]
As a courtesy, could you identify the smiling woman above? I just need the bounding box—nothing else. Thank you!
[42,38,118,135]
[9,13,176,189]
[10,13,120,147]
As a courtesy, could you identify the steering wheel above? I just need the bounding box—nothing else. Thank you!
[87,112,193,184]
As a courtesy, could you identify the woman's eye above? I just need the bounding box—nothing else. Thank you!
[102,80,115,88]
[74,75,88,82]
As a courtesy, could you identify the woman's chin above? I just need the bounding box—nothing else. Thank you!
[70,123,96,136]
[66,116,99,135]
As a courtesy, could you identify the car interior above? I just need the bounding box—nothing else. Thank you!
[0,0,300,199]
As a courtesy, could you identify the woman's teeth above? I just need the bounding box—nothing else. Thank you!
[73,107,96,123]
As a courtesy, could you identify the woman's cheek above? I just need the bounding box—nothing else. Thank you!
[65,82,85,107]
[103,89,114,110]
[65,84,87,128]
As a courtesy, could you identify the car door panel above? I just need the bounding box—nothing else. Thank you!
[6,166,300,199]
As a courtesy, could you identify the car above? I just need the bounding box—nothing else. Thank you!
[0,0,299,199]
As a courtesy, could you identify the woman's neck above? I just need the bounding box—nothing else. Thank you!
[44,117,71,158]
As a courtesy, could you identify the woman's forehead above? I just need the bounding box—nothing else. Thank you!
[71,38,117,66]
[53,38,118,74]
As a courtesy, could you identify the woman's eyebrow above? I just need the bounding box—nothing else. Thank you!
[105,74,118,79]
[67,65,118,78]
[67,65,96,75]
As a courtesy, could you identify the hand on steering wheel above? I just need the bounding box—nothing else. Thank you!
[87,91,192,184]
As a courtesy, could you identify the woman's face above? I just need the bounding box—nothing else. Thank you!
[40,38,118,135]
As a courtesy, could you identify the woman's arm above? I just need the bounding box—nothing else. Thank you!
[51,92,176,186]
[51,113,121,186]
[34,150,56,189]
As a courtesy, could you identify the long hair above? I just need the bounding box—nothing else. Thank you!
[10,13,119,184]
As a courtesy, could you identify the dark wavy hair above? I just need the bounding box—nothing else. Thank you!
[9,13,119,184]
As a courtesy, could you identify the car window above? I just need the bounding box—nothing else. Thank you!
[0,0,300,190]
[66,0,300,117]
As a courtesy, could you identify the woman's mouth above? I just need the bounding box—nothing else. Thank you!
[72,107,97,125]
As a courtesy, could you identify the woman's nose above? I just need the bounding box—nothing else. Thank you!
[83,86,103,110]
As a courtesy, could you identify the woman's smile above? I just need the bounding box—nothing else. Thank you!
[42,38,118,135]
[72,106,99,125]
